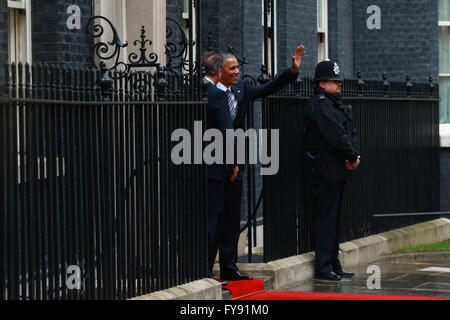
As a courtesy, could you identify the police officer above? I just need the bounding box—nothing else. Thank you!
[304,60,360,281]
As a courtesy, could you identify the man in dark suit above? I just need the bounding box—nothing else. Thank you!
[211,45,306,281]
[202,52,239,282]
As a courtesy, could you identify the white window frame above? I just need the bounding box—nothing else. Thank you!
[261,0,277,76]
[94,0,127,65]
[182,0,197,72]
[317,0,328,62]
[439,0,450,125]
[8,0,32,64]
[94,0,166,68]
[182,0,189,20]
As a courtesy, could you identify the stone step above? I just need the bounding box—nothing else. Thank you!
[221,276,271,300]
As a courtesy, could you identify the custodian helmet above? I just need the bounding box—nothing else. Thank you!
[314,60,343,82]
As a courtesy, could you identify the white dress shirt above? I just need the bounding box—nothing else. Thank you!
[204,76,215,86]
[217,82,238,112]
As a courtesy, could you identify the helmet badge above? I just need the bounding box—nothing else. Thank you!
[333,62,340,76]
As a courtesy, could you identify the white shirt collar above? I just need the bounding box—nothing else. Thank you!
[216,82,230,92]
[204,77,215,86]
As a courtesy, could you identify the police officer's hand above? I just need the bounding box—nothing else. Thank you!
[290,45,306,73]
[346,156,361,171]
[230,166,239,182]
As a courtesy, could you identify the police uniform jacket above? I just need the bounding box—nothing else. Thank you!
[304,86,360,185]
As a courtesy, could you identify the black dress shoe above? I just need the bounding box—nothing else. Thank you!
[208,271,228,286]
[335,269,355,278]
[220,270,253,281]
[315,271,342,281]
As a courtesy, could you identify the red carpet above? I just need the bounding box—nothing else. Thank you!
[217,278,265,299]
[217,278,448,300]
[238,291,449,300]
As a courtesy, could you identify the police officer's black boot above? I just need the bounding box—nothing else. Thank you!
[315,271,342,281]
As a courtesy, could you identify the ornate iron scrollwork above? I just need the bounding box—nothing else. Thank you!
[86,15,130,77]
[165,18,197,74]
[87,16,163,76]
[86,13,203,100]
[128,26,160,68]
[87,15,169,100]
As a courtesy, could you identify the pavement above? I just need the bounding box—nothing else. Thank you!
[275,251,450,299]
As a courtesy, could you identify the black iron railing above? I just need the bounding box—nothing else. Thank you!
[261,75,441,262]
[0,62,207,300]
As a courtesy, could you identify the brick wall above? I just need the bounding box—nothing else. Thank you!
[0,0,8,92]
[353,0,438,82]
[242,0,262,78]
[32,0,92,66]
[328,0,354,78]
[167,0,183,23]
[201,0,243,55]
[277,0,317,78]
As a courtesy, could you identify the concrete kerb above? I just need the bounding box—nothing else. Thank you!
[130,218,450,299]
[379,218,450,254]
[131,279,222,300]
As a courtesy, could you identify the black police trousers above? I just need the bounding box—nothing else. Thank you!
[311,183,344,275]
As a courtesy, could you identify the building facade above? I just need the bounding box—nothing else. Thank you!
[0,1,441,88]
[1,0,448,211]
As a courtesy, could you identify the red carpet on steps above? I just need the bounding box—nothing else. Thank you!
[218,278,449,300]
[217,278,265,299]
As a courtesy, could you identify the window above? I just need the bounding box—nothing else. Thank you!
[183,0,189,20]
[181,0,197,71]
[317,0,328,62]
[93,0,128,66]
[262,0,277,76]
[93,0,166,68]
[8,0,32,64]
[439,0,450,123]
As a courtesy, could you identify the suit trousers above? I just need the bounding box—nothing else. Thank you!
[207,178,243,273]
[311,183,344,275]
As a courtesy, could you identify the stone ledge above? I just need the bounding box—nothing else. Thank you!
[131,279,222,300]
[339,234,387,267]
[378,218,450,254]
[339,218,450,267]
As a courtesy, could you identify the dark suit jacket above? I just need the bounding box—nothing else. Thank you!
[206,81,235,182]
[227,68,299,173]
[231,68,299,129]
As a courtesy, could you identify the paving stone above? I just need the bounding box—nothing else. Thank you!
[277,253,450,299]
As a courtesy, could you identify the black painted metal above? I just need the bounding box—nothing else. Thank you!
[1,61,206,300]
[1,0,206,300]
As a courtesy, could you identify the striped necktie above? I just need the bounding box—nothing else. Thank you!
[226,89,237,120]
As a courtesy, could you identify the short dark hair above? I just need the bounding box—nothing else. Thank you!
[201,51,223,76]
[221,53,237,61]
